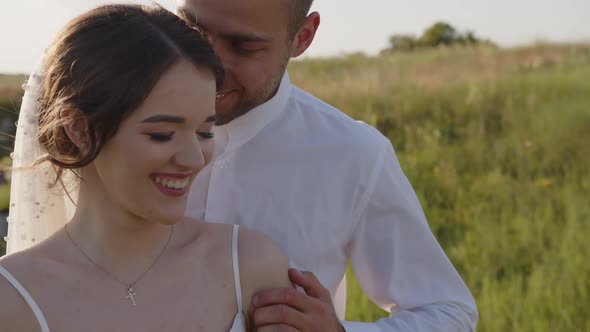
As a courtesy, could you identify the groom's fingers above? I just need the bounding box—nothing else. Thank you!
[257,325,299,332]
[253,287,311,312]
[253,304,305,329]
[288,269,331,301]
[253,270,342,332]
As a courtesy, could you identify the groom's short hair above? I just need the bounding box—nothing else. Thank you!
[287,0,314,37]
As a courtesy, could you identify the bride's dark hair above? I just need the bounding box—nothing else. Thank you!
[36,4,223,183]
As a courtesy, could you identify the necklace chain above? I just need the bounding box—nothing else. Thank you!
[64,224,174,305]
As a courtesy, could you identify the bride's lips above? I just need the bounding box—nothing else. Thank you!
[150,173,193,198]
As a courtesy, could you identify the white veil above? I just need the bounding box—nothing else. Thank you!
[5,56,77,255]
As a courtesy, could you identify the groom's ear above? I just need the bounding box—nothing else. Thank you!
[62,108,91,152]
[290,12,320,58]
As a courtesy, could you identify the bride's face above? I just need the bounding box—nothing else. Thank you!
[90,60,217,224]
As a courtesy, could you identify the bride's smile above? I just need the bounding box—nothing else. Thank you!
[151,173,193,193]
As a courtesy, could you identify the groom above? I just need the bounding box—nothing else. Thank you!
[180,0,478,331]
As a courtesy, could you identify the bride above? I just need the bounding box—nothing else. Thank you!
[0,4,290,331]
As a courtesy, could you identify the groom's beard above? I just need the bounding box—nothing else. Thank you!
[214,55,289,126]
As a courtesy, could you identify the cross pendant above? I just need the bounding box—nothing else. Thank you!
[125,286,137,306]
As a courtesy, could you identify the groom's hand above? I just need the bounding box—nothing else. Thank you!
[251,268,345,332]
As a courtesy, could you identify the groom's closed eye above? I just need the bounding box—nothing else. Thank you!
[197,132,214,139]
[231,41,265,56]
[194,20,272,55]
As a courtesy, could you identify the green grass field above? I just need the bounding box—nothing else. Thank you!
[1,43,589,331]
[290,43,590,331]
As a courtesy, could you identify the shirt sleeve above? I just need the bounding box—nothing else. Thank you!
[345,140,478,332]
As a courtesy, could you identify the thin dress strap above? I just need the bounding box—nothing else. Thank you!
[231,225,243,314]
[0,265,50,332]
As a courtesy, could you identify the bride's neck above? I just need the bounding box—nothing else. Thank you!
[65,170,173,271]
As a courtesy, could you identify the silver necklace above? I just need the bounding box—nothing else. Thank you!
[64,224,174,306]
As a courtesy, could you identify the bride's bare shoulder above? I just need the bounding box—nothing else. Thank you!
[180,220,291,285]
[0,229,73,289]
[0,229,69,270]
[237,227,290,276]
[0,237,62,282]
[0,240,55,272]
[0,251,48,331]
[236,226,292,305]
[176,220,291,289]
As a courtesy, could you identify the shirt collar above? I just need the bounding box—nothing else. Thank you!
[219,72,292,151]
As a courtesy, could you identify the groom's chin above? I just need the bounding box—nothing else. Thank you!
[215,92,243,124]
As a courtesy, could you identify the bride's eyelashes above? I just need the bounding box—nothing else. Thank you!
[147,132,174,142]
[146,131,214,142]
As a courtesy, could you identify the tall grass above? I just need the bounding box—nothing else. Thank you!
[290,43,590,331]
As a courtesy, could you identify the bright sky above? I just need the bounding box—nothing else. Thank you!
[1,0,589,73]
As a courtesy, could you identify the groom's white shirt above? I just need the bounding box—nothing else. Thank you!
[186,73,478,332]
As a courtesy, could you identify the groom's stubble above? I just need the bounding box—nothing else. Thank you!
[177,0,314,125]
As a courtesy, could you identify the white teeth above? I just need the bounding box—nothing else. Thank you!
[153,176,190,190]
[179,178,189,188]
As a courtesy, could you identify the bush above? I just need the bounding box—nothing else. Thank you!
[383,22,495,54]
